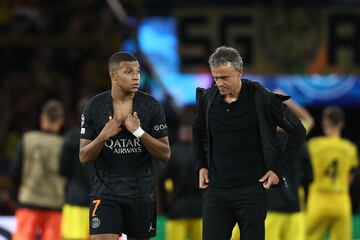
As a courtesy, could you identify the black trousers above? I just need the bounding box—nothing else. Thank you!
[202,183,267,240]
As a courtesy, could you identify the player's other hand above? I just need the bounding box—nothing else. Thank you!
[259,170,279,189]
[100,116,122,139]
[124,112,141,132]
[199,168,209,189]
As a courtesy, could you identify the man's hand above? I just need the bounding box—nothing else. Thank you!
[199,168,209,189]
[99,116,122,140]
[259,170,279,189]
[124,112,141,133]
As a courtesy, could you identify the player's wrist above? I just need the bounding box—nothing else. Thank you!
[132,126,145,138]
[98,133,109,142]
[98,129,112,141]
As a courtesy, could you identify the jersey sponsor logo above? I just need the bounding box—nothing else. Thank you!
[104,138,142,154]
[148,222,155,232]
[91,217,101,229]
[154,124,167,131]
[81,128,85,134]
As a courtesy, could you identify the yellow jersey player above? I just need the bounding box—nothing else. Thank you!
[307,106,358,240]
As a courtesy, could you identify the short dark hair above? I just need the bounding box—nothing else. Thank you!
[323,106,344,126]
[108,51,138,71]
[209,46,243,70]
[41,100,64,122]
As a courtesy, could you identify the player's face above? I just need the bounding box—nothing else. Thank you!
[210,62,242,96]
[111,61,140,93]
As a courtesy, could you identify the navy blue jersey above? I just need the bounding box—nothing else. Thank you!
[80,91,168,203]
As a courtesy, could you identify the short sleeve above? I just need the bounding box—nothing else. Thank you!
[80,101,97,140]
[148,101,168,139]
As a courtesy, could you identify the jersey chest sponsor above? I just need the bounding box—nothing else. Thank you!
[104,138,142,154]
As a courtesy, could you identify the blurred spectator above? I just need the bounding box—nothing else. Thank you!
[10,100,66,240]
[306,106,358,240]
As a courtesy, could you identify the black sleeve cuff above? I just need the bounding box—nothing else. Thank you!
[270,162,289,187]
[194,161,207,173]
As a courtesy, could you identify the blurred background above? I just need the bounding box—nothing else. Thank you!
[0,0,360,239]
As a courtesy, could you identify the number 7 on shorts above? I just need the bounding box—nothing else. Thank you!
[92,199,101,217]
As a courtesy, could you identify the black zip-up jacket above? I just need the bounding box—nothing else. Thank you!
[59,129,94,206]
[192,79,306,184]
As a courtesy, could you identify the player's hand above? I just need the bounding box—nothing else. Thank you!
[124,112,141,133]
[259,170,279,189]
[100,116,122,139]
[199,168,209,189]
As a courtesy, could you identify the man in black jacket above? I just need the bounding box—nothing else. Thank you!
[60,98,93,240]
[163,123,202,240]
[264,89,314,240]
[192,46,306,240]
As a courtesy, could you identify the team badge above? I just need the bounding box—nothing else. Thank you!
[91,217,101,229]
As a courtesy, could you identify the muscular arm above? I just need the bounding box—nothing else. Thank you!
[124,112,170,161]
[139,135,170,161]
[79,116,122,165]
[79,137,106,165]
